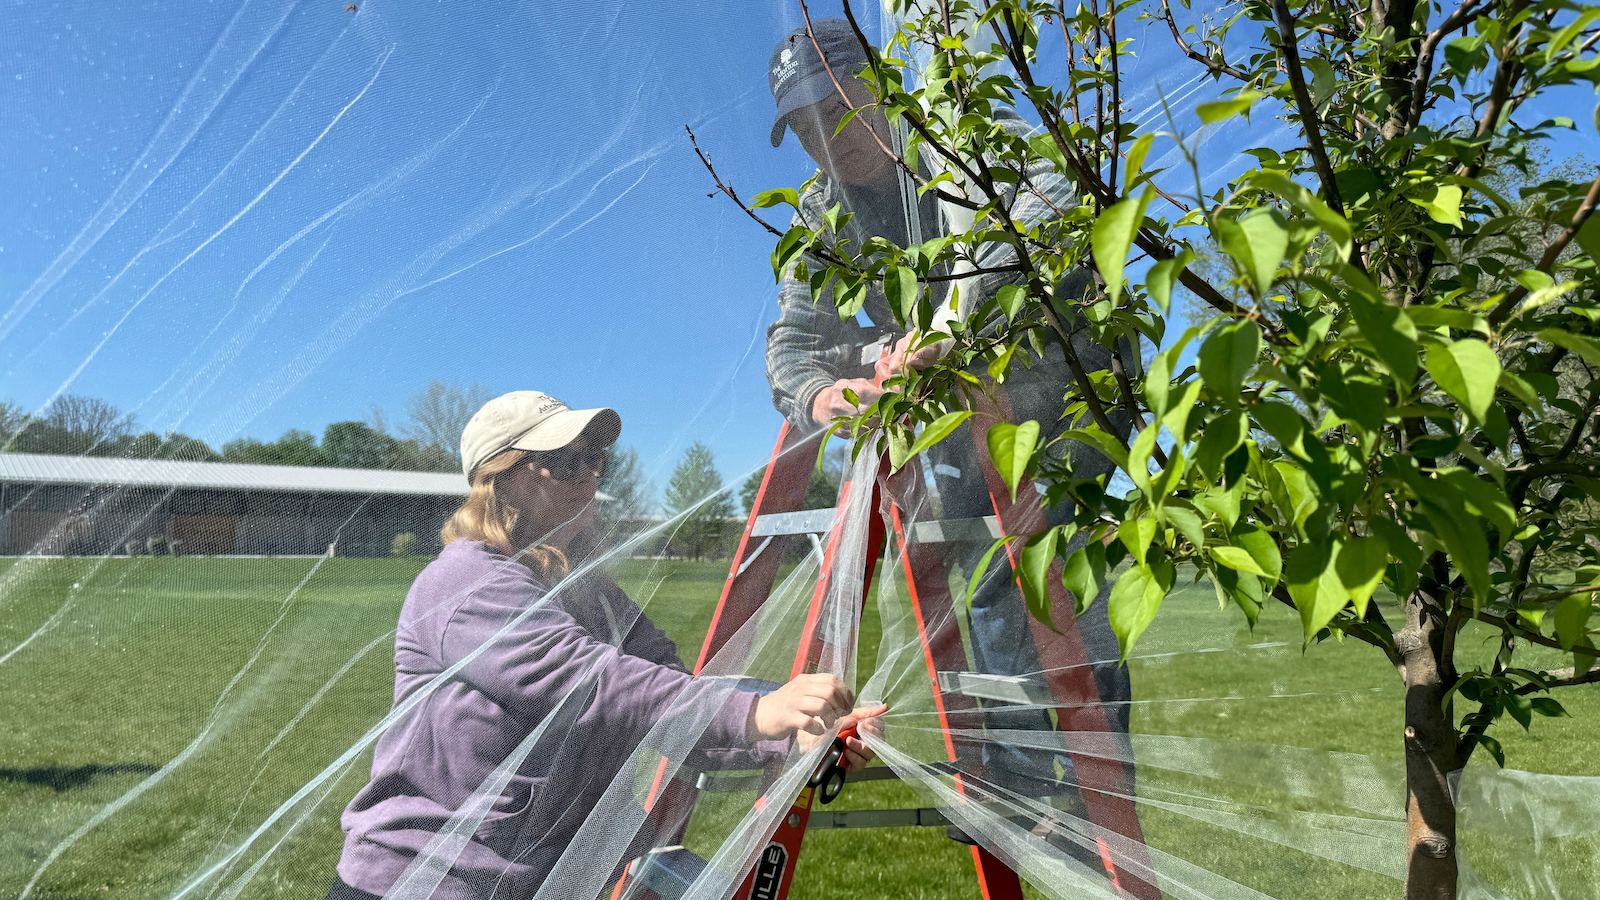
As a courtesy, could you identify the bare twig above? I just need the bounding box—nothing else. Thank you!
[687,127,793,241]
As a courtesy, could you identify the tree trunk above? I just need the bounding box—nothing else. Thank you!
[1398,587,1461,899]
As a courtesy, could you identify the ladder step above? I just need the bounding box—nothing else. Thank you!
[937,671,1052,705]
[806,806,952,830]
[749,508,840,537]
[751,508,1001,542]
[622,846,707,900]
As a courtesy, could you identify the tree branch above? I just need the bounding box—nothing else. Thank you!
[1472,608,1569,652]
[1515,667,1600,694]
[1410,0,1498,132]
[1272,0,1347,218]
[1160,0,1253,82]
[1489,167,1600,324]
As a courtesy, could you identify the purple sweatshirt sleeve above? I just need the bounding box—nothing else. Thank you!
[438,563,756,754]
[595,575,793,768]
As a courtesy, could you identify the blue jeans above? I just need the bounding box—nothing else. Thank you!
[930,329,1134,804]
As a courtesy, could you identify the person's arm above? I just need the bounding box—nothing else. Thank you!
[440,569,853,765]
[440,572,756,752]
[767,261,858,427]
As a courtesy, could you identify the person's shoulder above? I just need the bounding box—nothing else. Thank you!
[798,170,834,214]
[990,105,1034,137]
[412,540,542,603]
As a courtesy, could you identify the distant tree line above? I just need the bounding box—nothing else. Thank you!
[0,383,499,473]
[0,387,817,561]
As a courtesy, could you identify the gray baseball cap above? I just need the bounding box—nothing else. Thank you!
[768,19,869,148]
[459,391,620,478]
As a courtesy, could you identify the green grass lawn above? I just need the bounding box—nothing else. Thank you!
[0,555,1595,899]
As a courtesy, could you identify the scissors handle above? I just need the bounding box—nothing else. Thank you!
[810,724,859,806]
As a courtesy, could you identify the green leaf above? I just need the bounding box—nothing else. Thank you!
[1210,545,1269,577]
[1060,428,1130,472]
[1062,540,1107,612]
[1195,88,1263,124]
[1256,402,1307,459]
[1576,215,1600,265]
[1434,468,1516,539]
[1334,535,1388,617]
[1538,328,1600,366]
[1554,593,1593,651]
[1124,133,1155,195]
[964,535,1019,609]
[1128,426,1158,496]
[1092,188,1155,305]
[1109,561,1169,657]
[1250,172,1353,261]
[883,266,919,323]
[1409,184,1464,228]
[1196,410,1247,478]
[1425,339,1500,422]
[987,342,1021,383]
[1029,133,1068,174]
[1017,527,1061,625]
[986,419,1041,502]
[996,284,1027,321]
[1270,461,1317,531]
[902,411,974,469]
[1161,380,1203,440]
[772,226,808,280]
[1119,517,1158,565]
[1198,321,1260,400]
[751,187,800,209]
[1226,208,1290,297]
[1162,504,1206,550]
[1344,287,1419,384]
[1212,566,1264,627]
[1145,249,1194,315]
[1234,524,1283,587]
[1419,498,1491,602]
[1286,545,1348,642]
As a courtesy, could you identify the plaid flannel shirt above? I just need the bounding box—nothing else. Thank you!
[764,107,1081,429]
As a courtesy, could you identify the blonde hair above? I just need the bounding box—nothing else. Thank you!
[441,448,570,580]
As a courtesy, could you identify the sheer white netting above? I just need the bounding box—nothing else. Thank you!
[2,2,1596,900]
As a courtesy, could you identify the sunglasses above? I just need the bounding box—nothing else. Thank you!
[526,447,607,482]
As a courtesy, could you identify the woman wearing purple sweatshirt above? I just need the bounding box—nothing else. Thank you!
[327,391,878,899]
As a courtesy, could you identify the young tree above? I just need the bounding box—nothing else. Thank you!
[12,394,136,455]
[718,3,1600,895]
[600,445,654,536]
[740,446,846,515]
[321,421,401,469]
[664,442,735,560]
[403,381,493,462]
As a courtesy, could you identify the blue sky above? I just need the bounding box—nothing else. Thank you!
[2,0,1595,496]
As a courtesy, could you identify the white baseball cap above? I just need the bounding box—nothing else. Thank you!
[459,391,621,478]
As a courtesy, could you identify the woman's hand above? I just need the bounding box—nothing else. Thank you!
[797,703,888,770]
[751,673,855,740]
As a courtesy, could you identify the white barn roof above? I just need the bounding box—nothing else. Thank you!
[0,452,469,497]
